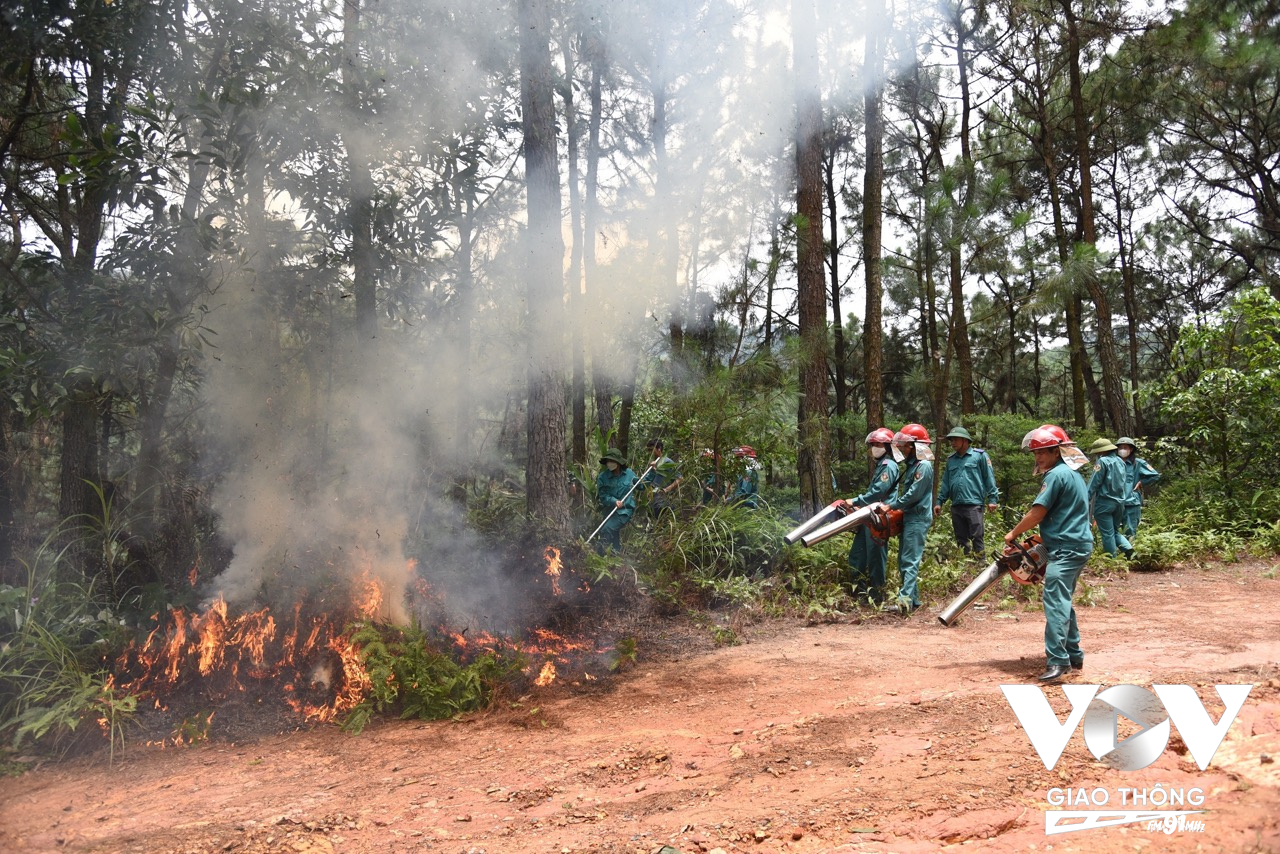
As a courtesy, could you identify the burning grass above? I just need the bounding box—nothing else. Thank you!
[105,582,385,746]
[100,541,638,746]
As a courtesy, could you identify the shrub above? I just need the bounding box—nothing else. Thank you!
[341,621,524,734]
[621,502,852,614]
[1127,530,1195,572]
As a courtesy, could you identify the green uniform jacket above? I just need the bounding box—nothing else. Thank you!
[887,458,934,522]
[851,457,899,506]
[1035,461,1093,559]
[597,467,639,518]
[937,448,999,506]
[731,467,759,507]
[1123,457,1161,507]
[1088,453,1129,506]
[642,455,681,509]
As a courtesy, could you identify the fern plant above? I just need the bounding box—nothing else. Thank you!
[341,621,523,733]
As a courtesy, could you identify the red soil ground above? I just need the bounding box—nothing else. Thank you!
[2,559,1278,854]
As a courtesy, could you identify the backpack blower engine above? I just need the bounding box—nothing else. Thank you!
[937,536,1048,627]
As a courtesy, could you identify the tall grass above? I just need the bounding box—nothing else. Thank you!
[0,527,135,760]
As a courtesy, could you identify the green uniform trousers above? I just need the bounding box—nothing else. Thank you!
[847,526,887,602]
[1043,554,1087,667]
[1093,498,1131,556]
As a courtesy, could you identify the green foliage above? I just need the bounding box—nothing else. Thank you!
[465,481,528,536]
[1248,519,1280,556]
[709,625,738,646]
[655,504,778,580]
[1075,574,1108,609]
[958,413,1044,514]
[1126,530,1195,571]
[915,532,978,603]
[609,637,638,671]
[625,502,853,614]
[0,532,136,759]
[173,711,215,745]
[632,353,797,491]
[340,622,523,734]
[1148,288,1280,515]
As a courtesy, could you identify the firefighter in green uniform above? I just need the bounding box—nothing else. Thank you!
[1116,437,1161,543]
[728,446,760,508]
[641,438,683,519]
[1005,425,1093,682]
[1088,437,1133,558]
[878,424,934,614]
[697,449,720,506]
[934,426,1000,556]
[838,428,899,605]
[595,449,638,553]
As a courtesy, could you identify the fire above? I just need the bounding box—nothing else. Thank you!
[534,660,557,686]
[442,621,602,689]
[354,570,385,620]
[107,548,607,741]
[109,586,379,730]
[544,546,563,596]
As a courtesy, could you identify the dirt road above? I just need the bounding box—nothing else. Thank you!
[3,560,1279,854]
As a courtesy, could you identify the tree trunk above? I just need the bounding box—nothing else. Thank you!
[651,23,684,372]
[1063,0,1131,435]
[825,141,850,477]
[1110,167,1144,434]
[862,0,886,434]
[454,191,476,462]
[135,344,178,523]
[0,410,15,571]
[617,381,634,460]
[343,0,377,342]
[1042,126,1088,429]
[1005,271,1019,412]
[59,383,100,531]
[562,37,587,469]
[793,0,830,516]
[947,246,973,415]
[764,210,781,348]
[59,42,112,576]
[950,3,976,416]
[136,73,220,529]
[924,232,946,430]
[584,25,613,441]
[518,0,569,533]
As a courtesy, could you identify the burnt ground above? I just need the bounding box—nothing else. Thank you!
[2,559,1279,854]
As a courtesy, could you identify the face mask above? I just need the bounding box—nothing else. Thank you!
[606,462,619,472]
[871,446,886,459]
[1119,448,1132,458]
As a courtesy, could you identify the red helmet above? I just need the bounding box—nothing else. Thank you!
[865,428,895,445]
[1038,424,1073,444]
[894,423,931,444]
[733,445,757,458]
[1022,424,1072,450]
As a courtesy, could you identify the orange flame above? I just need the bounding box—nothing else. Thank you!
[110,550,603,736]
[111,594,375,728]
[543,546,563,596]
[534,660,557,686]
[353,570,385,620]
